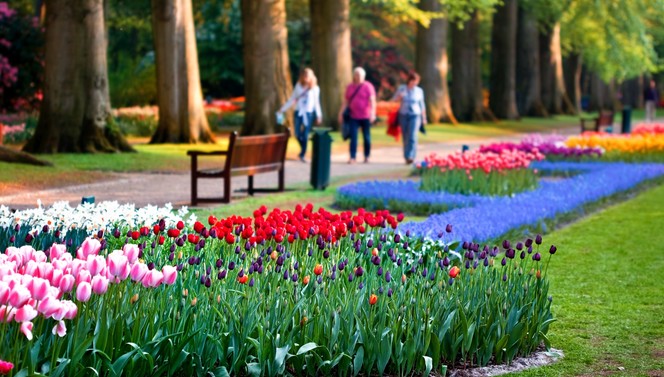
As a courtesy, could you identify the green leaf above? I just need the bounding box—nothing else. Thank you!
[423,355,433,376]
[212,366,231,377]
[353,346,364,377]
[296,342,319,356]
[246,362,261,377]
[109,349,136,377]
[274,345,291,373]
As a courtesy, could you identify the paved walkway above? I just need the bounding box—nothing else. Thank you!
[0,127,578,210]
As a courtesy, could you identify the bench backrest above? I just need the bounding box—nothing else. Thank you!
[597,112,614,127]
[225,130,290,176]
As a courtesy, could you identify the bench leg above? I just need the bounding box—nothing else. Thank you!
[191,158,198,206]
[278,168,285,192]
[223,175,231,203]
[248,175,254,196]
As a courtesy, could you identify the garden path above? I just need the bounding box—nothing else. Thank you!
[0,127,579,210]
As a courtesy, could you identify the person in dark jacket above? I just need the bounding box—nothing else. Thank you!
[644,79,659,122]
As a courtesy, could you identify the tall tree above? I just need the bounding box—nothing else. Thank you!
[415,0,457,124]
[563,52,582,113]
[516,5,547,116]
[150,0,215,143]
[241,0,291,135]
[24,0,133,153]
[539,23,575,114]
[621,75,644,109]
[310,0,352,131]
[451,11,494,122]
[489,0,519,119]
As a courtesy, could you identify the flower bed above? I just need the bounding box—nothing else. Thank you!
[1,204,556,376]
[416,149,544,196]
[566,132,664,162]
[338,162,664,242]
[478,139,603,161]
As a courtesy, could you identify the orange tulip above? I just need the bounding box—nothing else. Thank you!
[314,264,323,276]
[372,248,379,257]
[369,294,378,305]
[449,266,461,279]
[238,275,248,284]
[303,275,310,285]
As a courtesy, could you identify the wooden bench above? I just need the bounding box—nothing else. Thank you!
[187,128,290,205]
[580,111,614,133]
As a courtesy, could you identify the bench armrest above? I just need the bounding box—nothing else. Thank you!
[187,150,228,157]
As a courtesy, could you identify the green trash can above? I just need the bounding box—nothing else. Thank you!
[310,127,332,190]
[622,107,632,134]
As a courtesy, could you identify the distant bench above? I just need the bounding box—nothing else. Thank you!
[580,111,614,133]
[187,128,290,205]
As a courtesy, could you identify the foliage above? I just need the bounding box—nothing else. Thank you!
[1,204,556,375]
[0,114,37,144]
[0,2,43,112]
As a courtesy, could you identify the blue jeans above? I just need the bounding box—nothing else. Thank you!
[399,113,421,160]
[349,118,371,159]
[295,112,315,158]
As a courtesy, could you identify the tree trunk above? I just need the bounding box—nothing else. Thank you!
[150,0,215,143]
[489,0,519,120]
[539,23,576,115]
[588,72,613,112]
[0,146,53,166]
[415,0,457,124]
[241,0,292,135]
[563,52,582,113]
[451,11,494,122]
[310,0,352,131]
[23,0,133,154]
[516,6,547,117]
[621,75,644,109]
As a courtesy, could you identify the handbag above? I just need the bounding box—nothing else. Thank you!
[342,84,364,141]
[386,110,400,141]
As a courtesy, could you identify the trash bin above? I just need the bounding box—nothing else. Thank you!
[310,127,332,190]
[622,107,632,134]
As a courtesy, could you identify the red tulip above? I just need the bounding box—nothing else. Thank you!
[313,264,323,276]
[167,229,180,238]
[237,275,248,284]
[176,220,185,230]
[0,359,14,375]
[449,266,461,279]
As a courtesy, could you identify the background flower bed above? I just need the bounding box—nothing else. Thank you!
[337,162,664,243]
[0,204,556,376]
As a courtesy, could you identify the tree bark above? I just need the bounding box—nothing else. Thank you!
[241,0,292,135]
[451,11,494,122]
[415,0,457,124]
[0,146,53,166]
[150,0,215,143]
[539,23,576,115]
[588,72,613,112]
[516,6,547,117]
[489,0,519,120]
[563,52,582,113]
[310,0,352,131]
[24,0,133,154]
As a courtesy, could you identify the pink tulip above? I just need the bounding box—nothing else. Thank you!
[141,270,164,288]
[29,277,50,301]
[62,300,77,320]
[130,263,148,282]
[38,262,54,281]
[32,250,47,263]
[107,252,129,280]
[91,275,109,295]
[76,270,91,286]
[20,321,33,340]
[52,320,67,337]
[69,259,85,277]
[14,304,38,322]
[122,244,139,264]
[86,255,106,276]
[58,275,75,293]
[8,285,30,308]
[51,259,69,273]
[0,282,9,305]
[0,305,16,322]
[50,269,64,288]
[76,282,92,302]
[24,260,39,277]
[48,244,67,260]
[77,238,101,260]
[38,296,61,318]
[162,265,177,285]
[0,265,13,280]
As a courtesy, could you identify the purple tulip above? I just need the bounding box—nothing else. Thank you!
[549,245,557,254]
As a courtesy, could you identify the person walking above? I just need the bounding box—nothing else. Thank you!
[339,67,376,164]
[392,71,427,164]
[644,79,659,123]
[278,68,322,162]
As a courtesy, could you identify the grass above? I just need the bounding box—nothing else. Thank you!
[506,182,664,376]
[0,116,577,196]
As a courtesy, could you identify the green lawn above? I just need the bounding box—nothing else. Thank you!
[507,182,664,376]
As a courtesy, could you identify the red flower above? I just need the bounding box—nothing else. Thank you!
[369,294,378,305]
[167,229,180,238]
[449,266,460,279]
[153,225,160,235]
[225,234,235,244]
[188,234,200,244]
[397,213,405,222]
[0,359,14,375]
[193,221,204,234]
[140,226,149,236]
[131,231,140,240]
[238,275,248,284]
[158,235,165,245]
[208,215,217,225]
[314,264,323,276]
[176,221,185,230]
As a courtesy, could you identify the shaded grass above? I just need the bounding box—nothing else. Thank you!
[506,183,664,376]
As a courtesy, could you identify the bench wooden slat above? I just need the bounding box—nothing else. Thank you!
[580,111,614,132]
[188,127,290,204]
